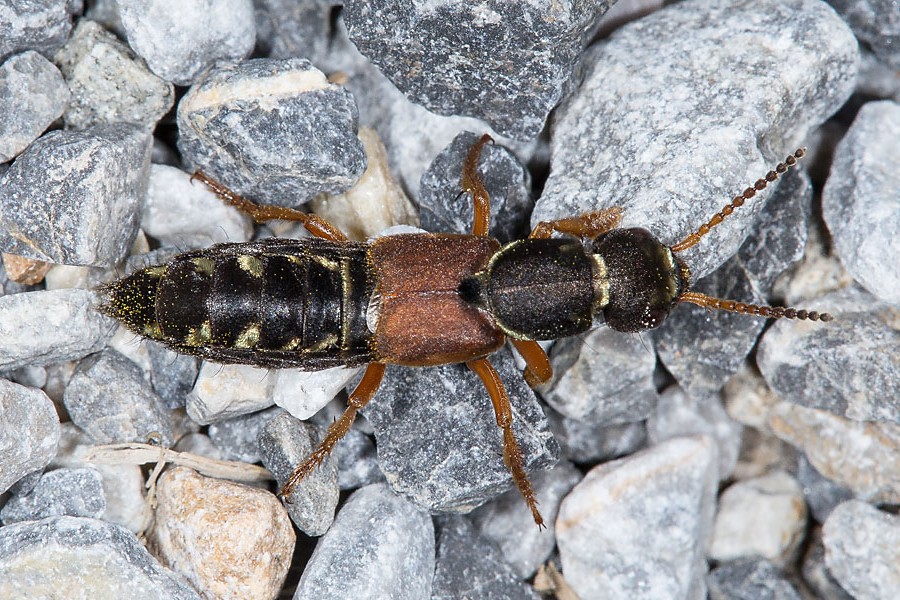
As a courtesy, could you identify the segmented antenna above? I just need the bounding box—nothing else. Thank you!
[671,148,806,253]
[679,291,833,322]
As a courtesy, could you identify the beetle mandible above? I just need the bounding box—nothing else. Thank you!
[101,134,830,527]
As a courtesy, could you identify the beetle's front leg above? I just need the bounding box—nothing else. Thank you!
[191,171,348,242]
[461,134,494,237]
[530,207,624,239]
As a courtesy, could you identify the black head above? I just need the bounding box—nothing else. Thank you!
[591,228,690,332]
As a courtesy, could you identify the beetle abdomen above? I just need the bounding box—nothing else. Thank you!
[101,238,375,369]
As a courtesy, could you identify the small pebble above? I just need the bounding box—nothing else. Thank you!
[142,164,253,250]
[255,0,332,63]
[648,385,742,481]
[151,467,295,600]
[0,467,106,524]
[768,401,900,503]
[543,326,657,425]
[418,131,532,242]
[53,19,174,129]
[0,50,69,162]
[547,409,648,464]
[802,529,854,600]
[0,0,73,61]
[177,57,366,206]
[310,126,419,242]
[823,500,900,600]
[0,288,116,371]
[708,470,807,565]
[556,436,718,600]
[294,483,434,600]
[116,0,255,85]
[328,426,384,491]
[257,412,339,536]
[0,123,152,266]
[432,515,540,600]
[822,99,900,307]
[1,253,52,285]
[0,516,200,599]
[535,0,857,279]
[707,558,802,600]
[343,0,615,140]
[363,348,558,514]
[208,405,281,464]
[0,379,60,494]
[471,460,582,579]
[63,348,175,446]
[828,0,900,69]
[186,362,276,425]
[271,365,363,420]
[758,286,899,424]
[146,339,199,409]
[796,454,854,524]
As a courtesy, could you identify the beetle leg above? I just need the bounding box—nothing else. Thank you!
[466,357,544,528]
[461,134,494,237]
[191,171,348,242]
[510,339,553,388]
[530,207,624,240]
[279,363,386,498]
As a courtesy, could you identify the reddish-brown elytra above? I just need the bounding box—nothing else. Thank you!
[101,135,830,527]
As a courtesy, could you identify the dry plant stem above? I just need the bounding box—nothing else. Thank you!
[83,442,274,482]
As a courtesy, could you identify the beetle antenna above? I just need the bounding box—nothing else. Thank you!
[671,148,806,253]
[678,291,833,322]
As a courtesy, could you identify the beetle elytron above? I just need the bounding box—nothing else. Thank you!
[102,135,829,527]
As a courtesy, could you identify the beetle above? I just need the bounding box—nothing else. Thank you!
[101,134,830,527]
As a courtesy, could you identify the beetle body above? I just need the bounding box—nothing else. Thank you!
[101,134,828,527]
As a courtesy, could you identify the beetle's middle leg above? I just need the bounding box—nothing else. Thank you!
[279,363,386,498]
[191,171,348,242]
[466,357,544,528]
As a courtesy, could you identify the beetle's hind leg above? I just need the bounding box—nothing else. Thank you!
[191,171,348,242]
[466,357,544,528]
[510,339,553,388]
[279,363,386,499]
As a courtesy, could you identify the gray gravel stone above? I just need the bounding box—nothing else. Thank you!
[0,516,200,599]
[258,412,339,536]
[0,51,69,162]
[255,0,333,64]
[294,483,434,600]
[116,0,256,86]
[177,57,366,207]
[142,164,253,251]
[63,348,174,446]
[329,427,383,491]
[758,286,900,424]
[823,500,900,600]
[344,0,614,140]
[707,558,802,600]
[557,436,718,600]
[0,379,60,494]
[53,19,174,130]
[432,514,540,600]
[0,467,106,524]
[802,529,855,600]
[823,100,900,307]
[655,169,811,395]
[535,0,858,280]
[648,386,742,481]
[363,347,558,515]
[543,326,657,425]
[828,0,900,69]
[797,454,854,524]
[208,405,280,464]
[471,460,582,579]
[0,123,152,266]
[146,339,199,409]
[187,362,276,424]
[0,0,73,62]
[0,288,116,370]
[547,409,647,464]
[418,131,533,243]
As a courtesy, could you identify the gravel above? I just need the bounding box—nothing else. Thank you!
[0,0,895,597]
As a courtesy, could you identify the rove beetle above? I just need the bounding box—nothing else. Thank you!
[101,134,831,527]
